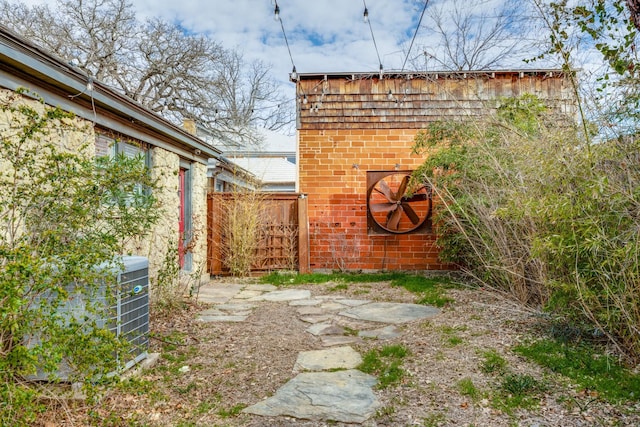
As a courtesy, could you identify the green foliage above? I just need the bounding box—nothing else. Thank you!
[412,92,640,363]
[496,94,548,136]
[329,283,348,292]
[0,92,158,424]
[152,242,192,310]
[261,271,455,306]
[260,270,408,286]
[479,349,508,374]
[411,97,557,307]
[389,275,454,307]
[500,373,545,396]
[472,344,546,415]
[421,412,447,427]
[514,338,640,403]
[217,403,247,418]
[457,377,481,401]
[542,0,639,133]
[358,345,409,389]
[493,373,547,414]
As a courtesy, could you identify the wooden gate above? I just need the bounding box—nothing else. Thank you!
[207,193,309,275]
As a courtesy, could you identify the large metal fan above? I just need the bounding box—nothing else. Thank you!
[367,171,432,234]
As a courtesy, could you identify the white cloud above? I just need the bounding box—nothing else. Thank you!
[127,0,422,81]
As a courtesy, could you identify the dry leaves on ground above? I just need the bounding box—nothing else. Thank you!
[38,280,640,426]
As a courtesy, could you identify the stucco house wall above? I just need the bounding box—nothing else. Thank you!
[0,27,219,289]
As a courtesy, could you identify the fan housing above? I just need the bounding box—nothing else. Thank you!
[366,170,432,235]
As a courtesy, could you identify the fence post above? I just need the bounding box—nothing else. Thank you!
[297,194,310,273]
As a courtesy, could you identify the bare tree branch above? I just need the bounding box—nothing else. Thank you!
[0,0,295,145]
[629,0,640,30]
[413,0,537,71]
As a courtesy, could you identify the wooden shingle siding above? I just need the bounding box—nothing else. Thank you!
[297,71,575,130]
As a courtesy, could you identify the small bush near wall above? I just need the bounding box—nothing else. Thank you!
[213,190,269,277]
[0,90,158,424]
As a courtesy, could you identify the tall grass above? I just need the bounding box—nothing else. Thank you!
[212,189,268,277]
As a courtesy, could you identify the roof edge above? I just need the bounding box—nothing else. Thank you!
[0,25,221,161]
[291,69,572,82]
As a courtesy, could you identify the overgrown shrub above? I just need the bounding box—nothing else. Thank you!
[412,95,558,307]
[0,90,158,424]
[413,93,640,364]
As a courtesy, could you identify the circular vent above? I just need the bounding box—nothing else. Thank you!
[367,171,432,234]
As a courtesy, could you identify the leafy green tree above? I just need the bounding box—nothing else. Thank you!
[532,0,639,137]
[0,90,158,424]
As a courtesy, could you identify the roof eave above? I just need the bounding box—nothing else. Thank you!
[0,25,221,161]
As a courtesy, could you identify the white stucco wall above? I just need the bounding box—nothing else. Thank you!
[190,161,209,284]
[131,146,181,285]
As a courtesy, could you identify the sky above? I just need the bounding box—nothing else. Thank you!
[17,0,568,92]
[131,0,429,83]
[19,0,614,119]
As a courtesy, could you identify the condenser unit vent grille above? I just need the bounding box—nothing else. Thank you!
[28,256,149,380]
[115,256,149,370]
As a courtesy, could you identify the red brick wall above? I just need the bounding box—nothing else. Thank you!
[299,128,449,271]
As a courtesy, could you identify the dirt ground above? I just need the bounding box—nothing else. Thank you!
[39,279,640,426]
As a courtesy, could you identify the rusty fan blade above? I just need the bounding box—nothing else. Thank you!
[370,203,397,213]
[387,205,403,230]
[402,193,428,203]
[375,178,396,202]
[402,203,420,224]
[396,175,410,200]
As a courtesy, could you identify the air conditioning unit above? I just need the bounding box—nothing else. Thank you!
[113,255,150,371]
[27,255,149,381]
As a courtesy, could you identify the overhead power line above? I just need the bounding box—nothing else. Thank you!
[401,0,430,72]
[363,0,383,77]
[274,0,298,79]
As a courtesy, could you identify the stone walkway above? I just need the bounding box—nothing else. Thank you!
[196,283,441,424]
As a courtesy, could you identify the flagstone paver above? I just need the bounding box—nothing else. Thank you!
[294,346,362,372]
[296,306,326,316]
[232,290,263,299]
[248,289,311,302]
[196,281,440,424]
[197,314,248,322]
[319,301,348,311]
[359,325,403,340]
[321,335,361,347]
[339,301,440,324]
[335,299,371,307]
[214,303,256,312]
[196,284,243,304]
[299,315,333,324]
[306,323,345,336]
[242,370,379,423]
[289,299,322,306]
[244,284,278,292]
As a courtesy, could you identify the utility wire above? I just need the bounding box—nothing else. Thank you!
[274,1,296,73]
[401,0,430,72]
[363,0,383,73]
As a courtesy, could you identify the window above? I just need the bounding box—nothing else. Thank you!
[95,133,152,204]
[96,134,151,167]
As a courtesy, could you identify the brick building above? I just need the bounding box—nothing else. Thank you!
[294,70,575,272]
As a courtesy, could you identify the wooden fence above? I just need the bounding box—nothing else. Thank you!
[207,192,309,275]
